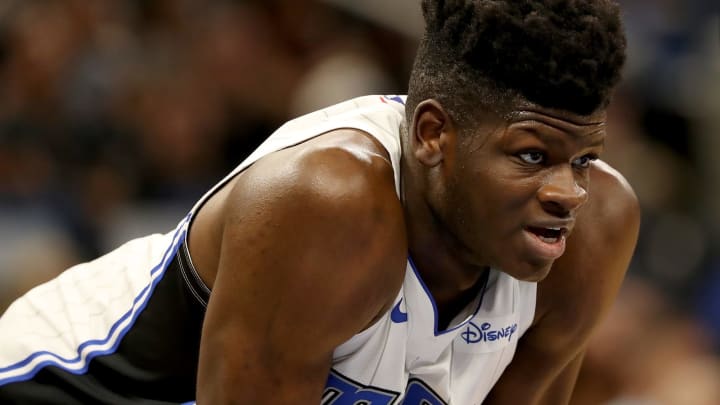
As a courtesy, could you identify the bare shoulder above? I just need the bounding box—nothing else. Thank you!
[238,127,406,264]
[195,129,407,402]
[218,127,407,328]
[585,159,640,227]
[533,159,641,340]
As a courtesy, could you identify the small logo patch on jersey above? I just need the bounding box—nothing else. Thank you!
[390,299,408,323]
[380,95,405,105]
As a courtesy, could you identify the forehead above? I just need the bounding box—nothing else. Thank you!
[504,105,607,141]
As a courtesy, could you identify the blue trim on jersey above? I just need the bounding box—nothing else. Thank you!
[407,256,489,337]
[0,214,191,386]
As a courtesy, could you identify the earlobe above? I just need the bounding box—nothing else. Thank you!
[411,100,453,167]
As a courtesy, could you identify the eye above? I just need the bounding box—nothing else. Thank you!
[572,154,598,169]
[517,151,545,165]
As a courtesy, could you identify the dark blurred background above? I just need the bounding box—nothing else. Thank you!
[0,0,717,403]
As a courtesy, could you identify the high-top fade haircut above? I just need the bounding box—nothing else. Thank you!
[406,0,627,130]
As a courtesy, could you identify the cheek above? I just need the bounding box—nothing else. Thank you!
[449,154,539,227]
[475,167,539,215]
[449,174,525,242]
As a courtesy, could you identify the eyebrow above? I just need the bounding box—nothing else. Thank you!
[508,120,606,147]
[508,110,606,134]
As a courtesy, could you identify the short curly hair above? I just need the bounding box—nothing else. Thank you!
[406,0,627,128]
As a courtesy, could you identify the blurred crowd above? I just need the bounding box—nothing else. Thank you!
[0,0,717,403]
[0,0,413,301]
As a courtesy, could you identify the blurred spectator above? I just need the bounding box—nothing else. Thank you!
[0,0,414,309]
[572,277,720,405]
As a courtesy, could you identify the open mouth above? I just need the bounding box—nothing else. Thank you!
[525,226,567,244]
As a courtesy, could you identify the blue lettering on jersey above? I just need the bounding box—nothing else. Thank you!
[323,370,449,405]
[461,321,518,344]
[322,371,398,405]
[402,379,447,405]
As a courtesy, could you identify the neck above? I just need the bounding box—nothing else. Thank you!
[400,154,489,311]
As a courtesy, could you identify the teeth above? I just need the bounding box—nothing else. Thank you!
[526,226,566,242]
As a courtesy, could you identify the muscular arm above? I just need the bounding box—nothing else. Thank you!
[195,140,406,404]
[485,161,641,404]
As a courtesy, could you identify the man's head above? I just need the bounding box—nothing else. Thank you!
[406,0,627,129]
[403,0,627,281]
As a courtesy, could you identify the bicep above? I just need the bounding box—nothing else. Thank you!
[196,226,349,404]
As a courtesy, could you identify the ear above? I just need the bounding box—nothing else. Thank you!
[410,99,457,167]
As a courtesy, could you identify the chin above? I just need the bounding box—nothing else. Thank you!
[504,260,554,282]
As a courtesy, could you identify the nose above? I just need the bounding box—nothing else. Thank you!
[537,165,588,216]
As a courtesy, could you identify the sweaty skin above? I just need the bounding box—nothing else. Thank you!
[402,101,639,403]
[189,130,408,404]
[485,160,639,405]
[187,100,639,404]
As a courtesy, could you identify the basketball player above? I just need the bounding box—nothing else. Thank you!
[0,0,639,404]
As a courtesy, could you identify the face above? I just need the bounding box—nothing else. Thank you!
[434,104,606,281]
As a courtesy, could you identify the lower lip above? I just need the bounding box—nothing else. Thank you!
[523,229,566,261]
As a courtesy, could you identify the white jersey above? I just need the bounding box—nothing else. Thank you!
[0,95,536,404]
